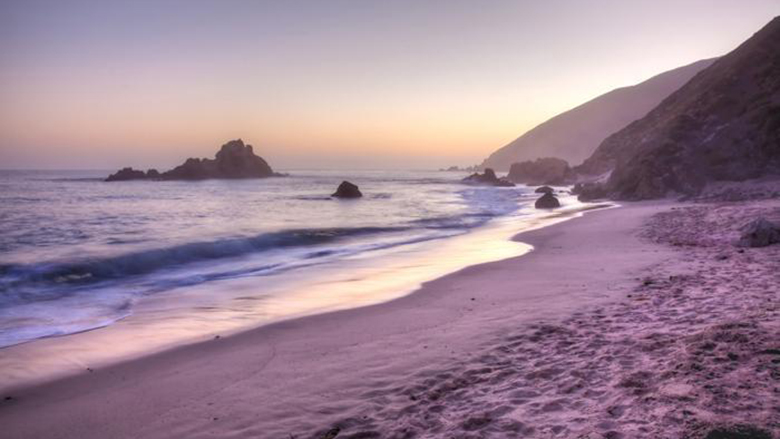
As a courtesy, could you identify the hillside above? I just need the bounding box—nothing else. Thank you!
[480,58,716,171]
[577,17,780,200]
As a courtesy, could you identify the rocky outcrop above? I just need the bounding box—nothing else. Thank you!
[462,169,515,187]
[737,218,780,247]
[332,181,362,198]
[106,139,280,182]
[480,59,716,170]
[507,158,571,186]
[535,186,554,194]
[105,167,153,182]
[160,140,276,180]
[534,192,561,209]
[572,182,609,201]
[576,17,780,200]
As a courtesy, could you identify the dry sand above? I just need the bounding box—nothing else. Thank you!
[0,200,777,438]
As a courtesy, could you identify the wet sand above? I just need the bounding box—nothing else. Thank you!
[1,200,777,438]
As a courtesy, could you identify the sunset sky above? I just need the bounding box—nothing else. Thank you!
[1,0,778,170]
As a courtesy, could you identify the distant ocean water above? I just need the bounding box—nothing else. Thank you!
[0,169,564,350]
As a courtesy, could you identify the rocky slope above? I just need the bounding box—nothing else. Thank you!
[507,157,570,185]
[106,139,279,181]
[577,17,780,200]
[480,58,715,171]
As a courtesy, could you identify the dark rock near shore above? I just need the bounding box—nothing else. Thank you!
[462,168,515,187]
[507,158,571,185]
[737,218,780,247]
[535,186,554,194]
[106,139,279,182]
[534,192,561,209]
[332,181,362,198]
[572,182,609,201]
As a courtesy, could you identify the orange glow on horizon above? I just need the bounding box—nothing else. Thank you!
[1,1,777,169]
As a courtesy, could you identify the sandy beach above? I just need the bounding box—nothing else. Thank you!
[1,200,778,439]
[2,4,779,439]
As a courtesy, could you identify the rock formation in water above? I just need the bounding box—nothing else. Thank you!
[461,169,515,187]
[480,58,716,170]
[534,192,561,209]
[105,167,154,182]
[534,186,554,194]
[575,17,780,200]
[106,139,280,182]
[332,181,363,198]
[507,158,571,186]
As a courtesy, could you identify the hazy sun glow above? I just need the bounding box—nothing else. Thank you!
[1,0,778,170]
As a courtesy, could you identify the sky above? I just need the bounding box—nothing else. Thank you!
[1,0,778,170]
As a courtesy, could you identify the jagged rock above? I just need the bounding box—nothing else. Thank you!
[105,167,148,182]
[535,186,554,194]
[332,181,362,198]
[161,158,209,180]
[737,218,780,247]
[160,139,275,180]
[107,139,279,182]
[462,168,515,187]
[534,192,561,209]
[507,158,571,185]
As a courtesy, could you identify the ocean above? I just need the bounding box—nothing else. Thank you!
[0,169,588,386]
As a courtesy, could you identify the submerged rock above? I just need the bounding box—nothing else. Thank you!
[332,181,362,198]
[462,168,515,187]
[534,192,561,209]
[106,139,280,181]
[535,186,554,194]
[737,218,780,247]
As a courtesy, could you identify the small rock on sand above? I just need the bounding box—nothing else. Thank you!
[736,217,780,247]
[659,383,694,398]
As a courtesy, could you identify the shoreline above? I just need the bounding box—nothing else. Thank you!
[0,198,594,391]
[3,199,776,438]
[0,201,670,438]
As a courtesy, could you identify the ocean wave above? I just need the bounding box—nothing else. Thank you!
[0,226,410,293]
[0,170,538,349]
